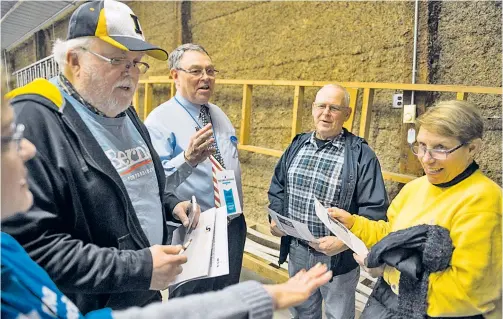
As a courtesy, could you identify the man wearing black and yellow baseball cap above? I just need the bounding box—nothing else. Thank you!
[2,0,197,313]
[67,0,168,60]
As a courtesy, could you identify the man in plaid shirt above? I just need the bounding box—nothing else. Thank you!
[268,84,388,319]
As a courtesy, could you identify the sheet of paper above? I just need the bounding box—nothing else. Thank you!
[170,208,216,287]
[268,208,317,243]
[207,206,229,278]
[314,198,369,256]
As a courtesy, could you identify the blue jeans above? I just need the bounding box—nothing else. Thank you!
[288,240,360,319]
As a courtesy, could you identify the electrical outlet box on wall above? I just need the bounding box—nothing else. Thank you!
[392,93,403,108]
[403,104,416,123]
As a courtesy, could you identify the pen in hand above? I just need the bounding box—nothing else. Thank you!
[178,239,192,255]
[191,195,197,221]
[185,196,196,231]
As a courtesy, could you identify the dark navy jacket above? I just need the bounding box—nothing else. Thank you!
[268,129,389,277]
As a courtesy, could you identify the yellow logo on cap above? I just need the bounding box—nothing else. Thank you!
[90,7,95,11]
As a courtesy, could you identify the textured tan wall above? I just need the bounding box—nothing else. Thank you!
[430,2,502,186]
[192,2,415,82]
[6,1,501,227]
[127,1,178,76]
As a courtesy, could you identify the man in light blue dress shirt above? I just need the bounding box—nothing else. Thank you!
[145,43,246,298]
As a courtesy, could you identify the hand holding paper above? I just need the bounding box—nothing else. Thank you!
[327,207,356,229]
[170,207,229,289]
[269,219,286,237]
[308,236,348,256]
[268,209,318,243]
[182,196,198,245]
[149,245,187,290]
[314,199,368,256]
[173,200,201,228]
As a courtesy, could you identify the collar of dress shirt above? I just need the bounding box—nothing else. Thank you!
[175,92,204,120]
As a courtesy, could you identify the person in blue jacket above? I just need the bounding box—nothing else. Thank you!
[1,76,333,318]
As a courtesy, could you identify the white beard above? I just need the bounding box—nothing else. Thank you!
[78,64,134,117]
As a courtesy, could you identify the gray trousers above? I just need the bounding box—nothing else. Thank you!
[288,240,360,319]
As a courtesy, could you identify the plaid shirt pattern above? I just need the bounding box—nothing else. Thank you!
[58,74,126,118]
[286,131,345,238]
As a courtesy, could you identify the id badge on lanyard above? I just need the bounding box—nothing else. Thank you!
[216,170,242,219]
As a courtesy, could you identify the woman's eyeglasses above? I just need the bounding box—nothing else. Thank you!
[410,142,465,160]
[1,123,25,152]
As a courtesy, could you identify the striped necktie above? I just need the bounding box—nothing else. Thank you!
[199,105,225,207]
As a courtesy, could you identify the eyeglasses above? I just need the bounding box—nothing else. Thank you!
[176,68,219,78]
[313,103,348,113]
[80,47,150,74]
[1,123,25,152]
[410,142,465,160]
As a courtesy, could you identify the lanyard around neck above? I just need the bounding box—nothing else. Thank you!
[173,96,221,150]
[174,97,203,129]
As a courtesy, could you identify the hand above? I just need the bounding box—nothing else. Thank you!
[353,252,385,278]
[270,220,286,237]
[263,263,332,310]
[173,201,201,228]
[184,124,215,167]
[149,245,188,290]
[328,207,356,229]
[308,236,348,256]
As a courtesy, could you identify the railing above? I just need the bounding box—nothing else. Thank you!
[135,77,501,184]
[12,55,59,88]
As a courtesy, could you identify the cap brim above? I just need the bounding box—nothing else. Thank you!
[108,35,168,61]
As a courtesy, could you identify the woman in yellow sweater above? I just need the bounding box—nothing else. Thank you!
[330,100,501,319]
